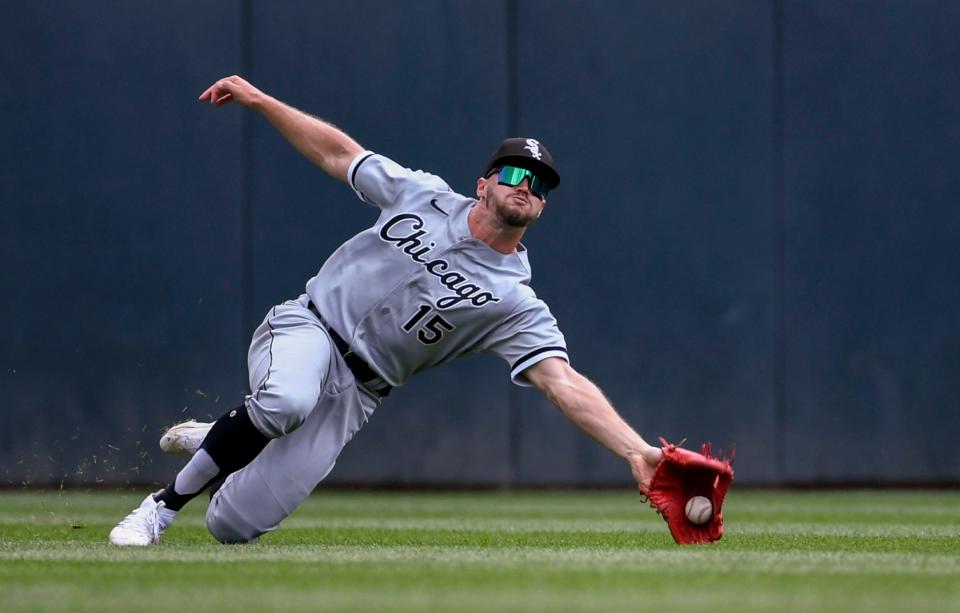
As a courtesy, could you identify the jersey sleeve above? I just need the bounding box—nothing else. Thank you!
[483,298,569,387]
[347,151,452,210]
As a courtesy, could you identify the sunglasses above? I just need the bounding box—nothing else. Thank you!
[493,165,551,200]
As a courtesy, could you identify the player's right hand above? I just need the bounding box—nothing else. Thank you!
[199,75,263,108]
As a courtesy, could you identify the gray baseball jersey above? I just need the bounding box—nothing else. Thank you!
[208,150,569,543]
[304,151,568,388]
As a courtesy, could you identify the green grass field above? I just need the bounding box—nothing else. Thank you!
[1,489,958,612]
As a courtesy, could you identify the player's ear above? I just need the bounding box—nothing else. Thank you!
[476,177,487,199]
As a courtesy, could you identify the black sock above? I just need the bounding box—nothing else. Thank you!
[154,474,222,511]
[154,405,270,512]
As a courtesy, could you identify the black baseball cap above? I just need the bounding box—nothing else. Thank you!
[484,137,560,189]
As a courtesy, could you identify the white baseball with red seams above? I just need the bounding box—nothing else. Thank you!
[685,496,713,524]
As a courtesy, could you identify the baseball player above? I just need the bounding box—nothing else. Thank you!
[109,75,666,546]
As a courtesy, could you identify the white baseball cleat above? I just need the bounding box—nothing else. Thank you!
[159,420,212,456]
[108,493,177,546]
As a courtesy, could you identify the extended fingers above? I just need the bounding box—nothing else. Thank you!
[199,83,224,103]
[199,78,232,103]
[199,76,249,106]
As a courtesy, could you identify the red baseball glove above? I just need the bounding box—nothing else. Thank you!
[640,437,734,544]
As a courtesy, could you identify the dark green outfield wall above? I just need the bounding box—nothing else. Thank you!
[2,1,958,486]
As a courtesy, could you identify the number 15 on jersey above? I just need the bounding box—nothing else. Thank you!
[402,304,455,345]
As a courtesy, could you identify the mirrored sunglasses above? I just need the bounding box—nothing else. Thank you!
[496,165,551,199]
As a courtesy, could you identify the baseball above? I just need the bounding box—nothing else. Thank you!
[685,496,713,524]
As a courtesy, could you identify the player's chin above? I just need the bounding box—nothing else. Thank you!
[501,211,538,228]
[498,202,538,227]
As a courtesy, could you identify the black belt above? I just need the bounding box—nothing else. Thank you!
[308,301,391,397]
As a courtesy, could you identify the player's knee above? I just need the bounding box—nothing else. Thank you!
[272,390,318,433]
[206,501,261,545]
[281,389,319,422]
[249,390,318,437]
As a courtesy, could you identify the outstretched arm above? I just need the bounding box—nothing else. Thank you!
[524,357,663,490]
[199,75,364,183]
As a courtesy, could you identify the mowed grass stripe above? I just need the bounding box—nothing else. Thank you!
[269,516,960,538]
[3,566,958,613]
[2,544,960,576]
[2,525,958,556]
[5,512,960,539]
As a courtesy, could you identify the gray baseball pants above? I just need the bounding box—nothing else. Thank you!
[205,295,378,543]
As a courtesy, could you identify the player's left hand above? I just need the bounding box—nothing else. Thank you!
[640,438,734,544]
[628,447,663,491]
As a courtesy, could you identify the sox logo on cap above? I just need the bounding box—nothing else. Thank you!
[524,139,543,160]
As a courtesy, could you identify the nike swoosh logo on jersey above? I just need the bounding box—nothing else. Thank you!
[429,198,448,216]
